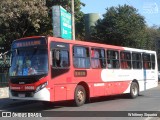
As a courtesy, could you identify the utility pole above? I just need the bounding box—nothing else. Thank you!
[71,0,75,40]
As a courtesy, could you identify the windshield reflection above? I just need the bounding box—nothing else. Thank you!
[9,48,48,76]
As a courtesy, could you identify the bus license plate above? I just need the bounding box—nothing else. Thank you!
[18,94,25,98]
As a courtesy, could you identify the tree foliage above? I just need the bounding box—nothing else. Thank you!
[1,1,159,51]
[0,0,85,49]
[0,0,49,48]
[145,26,160,51]
[91,5,147,48]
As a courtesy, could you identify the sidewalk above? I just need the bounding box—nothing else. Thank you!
[0,87,9,99]
[0,88,33,109]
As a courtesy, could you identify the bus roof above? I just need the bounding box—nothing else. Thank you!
[14,36,156,54]
[48,36,156,54]
[48,36,124,50]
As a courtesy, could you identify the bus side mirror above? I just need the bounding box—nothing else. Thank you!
[3,54,6,63]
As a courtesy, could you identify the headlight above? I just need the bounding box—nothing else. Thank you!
[35,82,48,93]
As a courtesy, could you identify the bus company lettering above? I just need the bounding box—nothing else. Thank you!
[10,86,20,90]
[25,86,34,90]
[94,83,105,87]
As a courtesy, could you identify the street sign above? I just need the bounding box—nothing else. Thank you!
[52,6,72,40]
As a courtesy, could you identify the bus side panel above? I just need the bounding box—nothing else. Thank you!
[54,85,67,101]
[76,69,131,97]
[49,68,78,102]
[53,84,76,102]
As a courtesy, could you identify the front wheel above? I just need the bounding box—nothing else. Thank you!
[130,82,139,98]
[74,85,86,106]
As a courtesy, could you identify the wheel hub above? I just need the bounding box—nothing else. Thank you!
[77,90,84,102]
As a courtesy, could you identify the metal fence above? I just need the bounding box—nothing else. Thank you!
[0,46,10,87]
[0,72,9,87]
[0,58,10,87]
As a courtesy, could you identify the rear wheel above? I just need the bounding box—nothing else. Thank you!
[130,82,139,98]
[74,85,86,106]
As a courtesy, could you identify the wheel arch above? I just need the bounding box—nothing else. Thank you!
[76,81,90,103]
[132,79,139,91]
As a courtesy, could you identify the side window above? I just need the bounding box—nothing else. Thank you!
[73,46,90,68]
[151,54,155,69]
[132,52,142,69]
[142,53,151,69]
[52,50,70,68]
[120,51,131,69]
[107,50,119,69]
[91,48,106,68]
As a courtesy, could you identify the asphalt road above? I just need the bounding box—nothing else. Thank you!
[0,84,160,120]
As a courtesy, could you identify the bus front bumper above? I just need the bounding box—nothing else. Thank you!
[9,87,50,101]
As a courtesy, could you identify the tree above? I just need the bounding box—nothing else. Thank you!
[145,26,160,50]
[91,4,147,48]
[0,0,49,48]
[0,0,85,48]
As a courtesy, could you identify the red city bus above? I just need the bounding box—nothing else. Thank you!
[9,36,158,106]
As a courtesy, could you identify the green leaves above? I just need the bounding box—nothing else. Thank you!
[0,0,49,47]
[0,0,85,48]
[91,4,148,49]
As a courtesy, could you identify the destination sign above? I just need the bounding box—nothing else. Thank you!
[15,41,41,47]
[12,38,46,48]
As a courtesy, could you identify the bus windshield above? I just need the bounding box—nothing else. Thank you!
[9,47,48,76]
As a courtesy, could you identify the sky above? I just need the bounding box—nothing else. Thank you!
[81,0,160,27]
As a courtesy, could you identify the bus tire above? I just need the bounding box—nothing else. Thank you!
[74,85,86,106]
[130,82,139,98]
